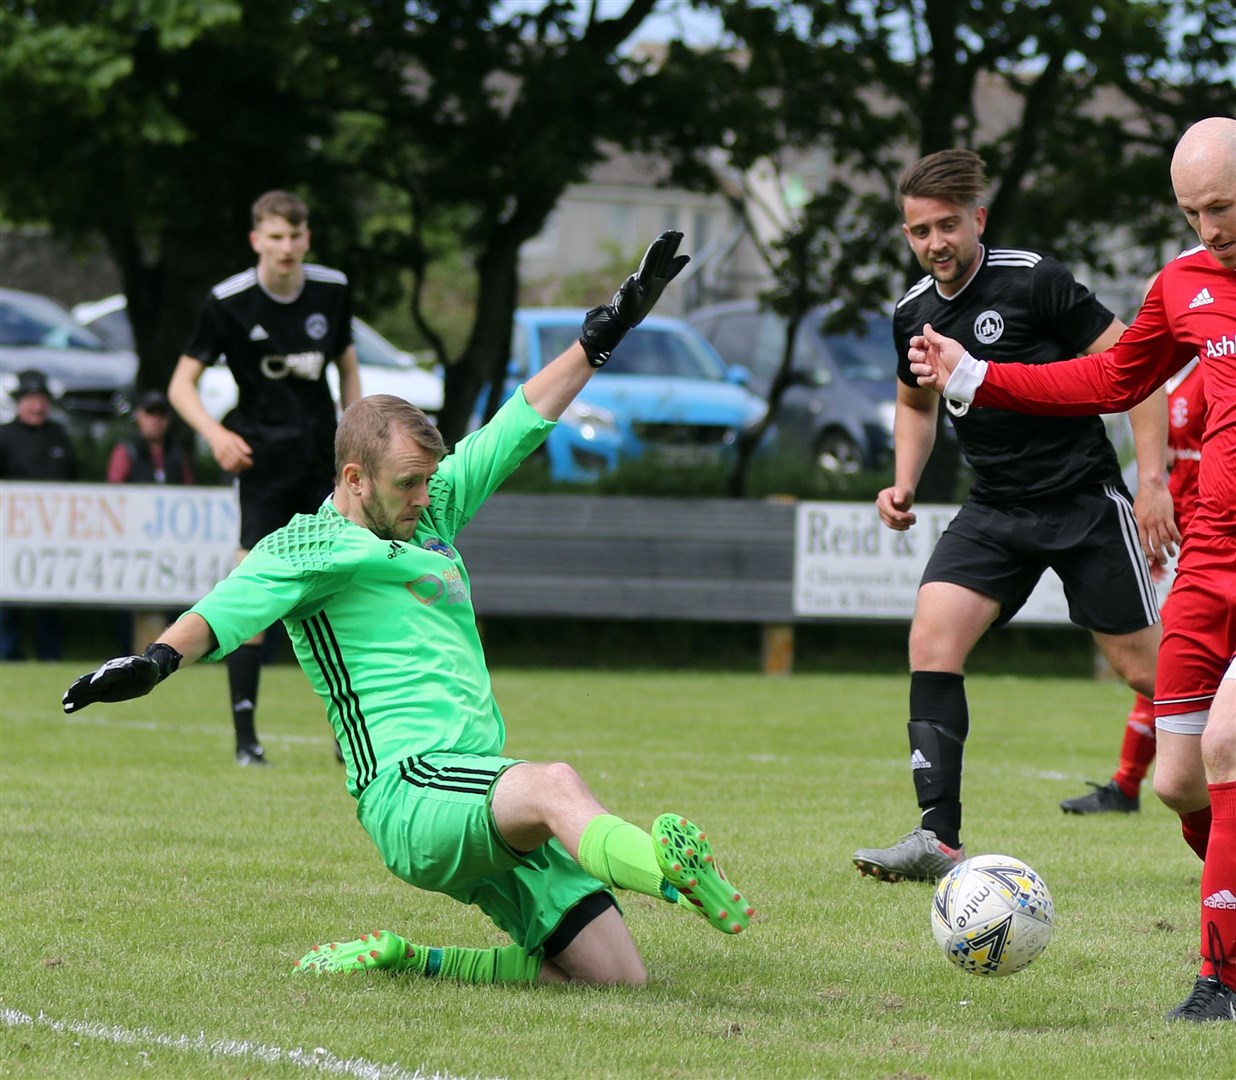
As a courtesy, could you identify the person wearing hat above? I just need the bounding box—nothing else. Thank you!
[0,368,78,660]
[0,368,78,482]
[106,389,194,485]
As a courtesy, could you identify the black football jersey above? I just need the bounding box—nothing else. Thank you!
[894,247,1123,503]
[185,264,353,469]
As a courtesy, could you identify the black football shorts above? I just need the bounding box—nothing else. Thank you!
[922,483,1159,634]
[236,467,334,550]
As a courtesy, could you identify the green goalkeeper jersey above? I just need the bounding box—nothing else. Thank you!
[188,390,554,797]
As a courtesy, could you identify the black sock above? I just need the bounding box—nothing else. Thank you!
[907,670,968,848]
[227,643,263,748]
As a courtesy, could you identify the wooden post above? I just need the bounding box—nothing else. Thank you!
[1093,639,1119,682]
[131,611,169,652]
[761,623,794,676]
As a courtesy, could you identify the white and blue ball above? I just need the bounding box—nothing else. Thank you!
[931,854,1054,976]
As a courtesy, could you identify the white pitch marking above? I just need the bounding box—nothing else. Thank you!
[1,1008,496,1080]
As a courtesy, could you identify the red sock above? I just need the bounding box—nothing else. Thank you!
[1111,695,1156,799]
[1200,781,1236,988]
[1180,806,1212,861]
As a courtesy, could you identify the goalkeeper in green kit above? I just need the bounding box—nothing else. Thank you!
[62,233,754,987]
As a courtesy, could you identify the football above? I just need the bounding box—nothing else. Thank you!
[931,854,1054,976]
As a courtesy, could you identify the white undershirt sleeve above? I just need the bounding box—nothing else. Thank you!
[942,352,988,405]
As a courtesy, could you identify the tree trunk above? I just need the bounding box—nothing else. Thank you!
[435,234,521,446]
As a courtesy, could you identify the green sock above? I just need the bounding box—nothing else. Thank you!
[577,813,674,899]
[395,939,541,984]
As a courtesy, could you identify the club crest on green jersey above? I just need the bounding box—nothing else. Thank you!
[422,537,456,559]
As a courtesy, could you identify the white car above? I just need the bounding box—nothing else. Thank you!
[70,294,445,419]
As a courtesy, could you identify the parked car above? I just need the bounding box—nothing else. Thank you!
[70,294,445,418]
[687,300,902,475]
[480,308,767,483]
[0,287,137,432]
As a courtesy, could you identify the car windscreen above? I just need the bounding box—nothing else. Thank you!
[0,292,107,351]
[818,317,897,382]
[352,319,413,369]
[87,310,136,351]
[537,324,728,379]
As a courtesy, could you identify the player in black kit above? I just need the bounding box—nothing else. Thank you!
[168,190,360,765]
[851,150,1176,882]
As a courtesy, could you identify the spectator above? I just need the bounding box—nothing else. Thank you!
[107,389,195,485]
[0,368,77,660]
[106,388,194,652]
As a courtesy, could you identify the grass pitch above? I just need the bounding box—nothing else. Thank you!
[1,662,1229,1078]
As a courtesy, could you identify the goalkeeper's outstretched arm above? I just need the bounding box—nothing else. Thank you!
[62,613,218,714]
[155,613,217,666]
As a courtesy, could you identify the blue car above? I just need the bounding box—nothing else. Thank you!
[482,309,767,483]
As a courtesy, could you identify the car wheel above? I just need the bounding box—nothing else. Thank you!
[814,430,863,475]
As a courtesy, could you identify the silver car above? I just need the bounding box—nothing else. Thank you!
[687,300,899,475]
[71,294,445,418]
[0,287,137,432]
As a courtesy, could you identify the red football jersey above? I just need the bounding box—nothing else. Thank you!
[1165,358,1206,533]
[973,245,1234,538]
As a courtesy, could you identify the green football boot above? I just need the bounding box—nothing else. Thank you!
[294,929,409,974]
[652,814,753,935]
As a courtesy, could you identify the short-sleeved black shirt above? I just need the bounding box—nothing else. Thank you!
[184,263,353,481]
[894,247,1121,503]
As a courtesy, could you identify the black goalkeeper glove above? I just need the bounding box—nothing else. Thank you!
[62,642,182,714]
[579,230,690,367]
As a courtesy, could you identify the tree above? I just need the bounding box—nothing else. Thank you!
[673,0,1235,497]
[299,0,785,442]
[0,1,345,393]
[4,0,1229,471]
[1,0,785,446]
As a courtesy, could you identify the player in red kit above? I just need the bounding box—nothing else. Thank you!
[908,116,1236,1022]
[1062,336,1207,814]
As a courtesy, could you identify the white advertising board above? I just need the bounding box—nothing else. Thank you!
[794,500,1076,625]
[0,481,238,608]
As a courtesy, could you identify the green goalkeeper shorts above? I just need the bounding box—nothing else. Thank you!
[357,752,613,953]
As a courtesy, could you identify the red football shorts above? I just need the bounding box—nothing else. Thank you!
[1154,529,1236,735]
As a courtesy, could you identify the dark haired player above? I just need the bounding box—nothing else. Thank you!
[851,149,1172,884]
[168,190,360,765]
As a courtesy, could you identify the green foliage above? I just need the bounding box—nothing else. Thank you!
[695,0,1234,497]
[530,240,640,308]
[0,0,336,392]
[735,0,1234,275]
[476,617,1097,679]
[303,0,777,442]
[3,0,1232,473]
[2,664,1224,1078]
